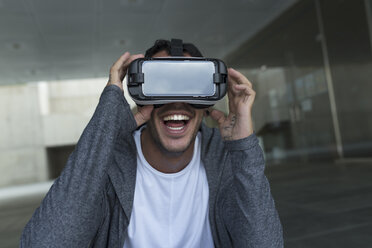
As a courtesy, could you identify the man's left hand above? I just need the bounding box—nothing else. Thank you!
[210,68,255,141]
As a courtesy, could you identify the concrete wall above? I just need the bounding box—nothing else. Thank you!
[0,78,138,188]
[0,84,47,187]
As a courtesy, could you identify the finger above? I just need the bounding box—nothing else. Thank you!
[209,109,226,125]
[227,74,241,98]
[111,53,144,75]
[228,68,252,88]
[227,70,252,99]
[112,52,131,71]
[123,54,144,69]
[234,84,252,94]
[134,105,153,127]
[234,84,256,104]
[228,78,248,97]
[118,54,144,82]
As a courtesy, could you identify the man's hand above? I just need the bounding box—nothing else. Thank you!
[107,52,153,127]
[210,68,255,141]
[107,52,143,91]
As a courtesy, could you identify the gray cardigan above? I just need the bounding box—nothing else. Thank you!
[21,85,283,247]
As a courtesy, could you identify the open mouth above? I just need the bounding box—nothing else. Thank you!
[163,114,190,132]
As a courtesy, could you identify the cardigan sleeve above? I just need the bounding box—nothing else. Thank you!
[20,85,137,247]
[220,134,284,248]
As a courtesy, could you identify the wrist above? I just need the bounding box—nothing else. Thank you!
[107,81,123,91]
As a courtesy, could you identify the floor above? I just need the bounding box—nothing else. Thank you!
[267,160,372,248]
[1,161,372,247]
[0,195,44,248]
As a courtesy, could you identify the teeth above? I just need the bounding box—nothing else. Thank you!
[163,114,190,121]
[168,126,185,131]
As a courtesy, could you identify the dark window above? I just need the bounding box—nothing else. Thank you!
[47,145,75,179]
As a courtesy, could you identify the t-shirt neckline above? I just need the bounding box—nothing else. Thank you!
[133,126,200,178]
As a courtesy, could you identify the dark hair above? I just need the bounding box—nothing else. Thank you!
[145,39,203,58]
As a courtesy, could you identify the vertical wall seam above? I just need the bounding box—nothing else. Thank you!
[314,0,344,159]
[364,0,372,55]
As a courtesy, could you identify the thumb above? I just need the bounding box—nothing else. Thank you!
[209,109,226,125]
[134,105,154,127]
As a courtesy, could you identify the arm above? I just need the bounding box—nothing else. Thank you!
[21,52,153,247]
[222,135,283,247]
[210,68,283,247]
[21,85,135,247]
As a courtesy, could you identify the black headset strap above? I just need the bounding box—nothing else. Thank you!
[170,39,183,56]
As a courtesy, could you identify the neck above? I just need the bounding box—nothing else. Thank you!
[140,128,195,173]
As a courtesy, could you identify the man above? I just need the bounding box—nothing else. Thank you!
[21,40,283,247]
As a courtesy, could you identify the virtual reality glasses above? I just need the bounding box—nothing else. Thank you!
[127,57,228,108]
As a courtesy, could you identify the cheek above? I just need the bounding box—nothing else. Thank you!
[150,108,159,119]
[192,111,204,126]
[150,110,160,125]
[147,111,160,133]
[196,110,205,121]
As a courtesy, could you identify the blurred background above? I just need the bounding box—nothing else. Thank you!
[1,0,372,247]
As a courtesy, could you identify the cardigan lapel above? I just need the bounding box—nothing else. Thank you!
[200,123,226,246]
[200,124,223,205]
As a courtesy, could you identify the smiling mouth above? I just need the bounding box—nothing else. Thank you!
[163,114,190,131]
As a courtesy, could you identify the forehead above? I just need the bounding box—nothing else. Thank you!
[152,50,192,58]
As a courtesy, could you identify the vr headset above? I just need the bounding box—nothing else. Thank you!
[127,39,228,108]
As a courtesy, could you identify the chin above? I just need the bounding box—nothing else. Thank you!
[159,136,194,154]
[147,119,201,156]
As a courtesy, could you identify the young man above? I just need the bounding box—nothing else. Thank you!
[21,40,283,247]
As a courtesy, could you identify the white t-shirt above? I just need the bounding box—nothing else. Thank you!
[123,128,214,248]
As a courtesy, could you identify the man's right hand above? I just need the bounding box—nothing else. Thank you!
[107,52,153,127]
[107,52,143,91]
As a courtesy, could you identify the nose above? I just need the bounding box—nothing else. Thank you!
[158,102,194,114]
[167,102,189,109]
